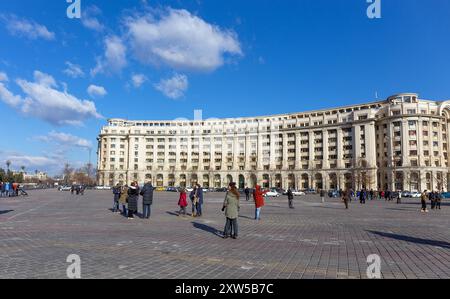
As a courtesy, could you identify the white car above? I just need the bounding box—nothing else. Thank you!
[59,186,72,191]
[410,191,421,198]
[264,190,280,197]
[292,190,306,196]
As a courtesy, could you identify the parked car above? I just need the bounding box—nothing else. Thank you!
[410,191,421,198]
[328,190,339,198]
[166,187,179,192]
[292,190,306,196]
[441,192,450,199]
[58,186,72,191]
[304,188,316,194]
[264,189,280,197]
[401,191,411,198]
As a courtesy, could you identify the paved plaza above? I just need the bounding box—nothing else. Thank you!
[0,189,449,279]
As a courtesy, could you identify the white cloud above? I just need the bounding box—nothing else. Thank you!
[0,71,8,82]
[154,73,188,99]
[131,73,147,88]
[63,62,85,78]
[0,71,102,126]
[81,5,105,32]
[125,8,242,72]
[0,151,59,169]
[91,35,127,76]
[36,131,92,149]
[1,14,55,40]
[87,84,107,97]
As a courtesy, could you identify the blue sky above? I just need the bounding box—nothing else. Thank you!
[0,0,450,175]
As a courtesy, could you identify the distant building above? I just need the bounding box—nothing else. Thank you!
[97,93,450,192]
[22,171,48,181]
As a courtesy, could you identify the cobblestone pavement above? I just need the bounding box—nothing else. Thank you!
[0,190,449,279]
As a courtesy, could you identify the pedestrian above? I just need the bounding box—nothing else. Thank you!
[436,191,442,210]
[287,188,294,209]
[369,189,374,201]
[140,181,155,219]
[112,184,121,213]
[429,191,435,210]
[222,182,240,239]
[5,182,11,197]
[0,182,4,197]
[320,189,326,203]
[119,185,129,216]
[397,191,402,204]
[421,190,429,213]
[253,184,266,220]
[190,186,197,217]
[127,182,139,219]
[342,189,350,209]
[359,189,366,204]
[244,187,250,201]
[178,188,188,216]
[195,184,204,217]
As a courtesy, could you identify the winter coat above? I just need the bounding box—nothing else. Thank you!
[127,187,139,212]
[140,183,155,205]
[178,192,188,207]
[223,191,240,220]
[287,189,294,200]
[119,187,128,204]
[253,186,265,208]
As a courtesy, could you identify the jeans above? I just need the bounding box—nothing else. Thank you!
[113,201,120,212]
[224,218,238,237]
[196,203,202,216]
[179,206,187,215]
[122,204,127,215]
[143,204,152,219]
[288,199,294,208]
[255,207,261,220]
[191,201,197,216]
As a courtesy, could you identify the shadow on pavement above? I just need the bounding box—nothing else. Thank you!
[0,210,14,215]
[367,230,450,249]
[192,222,222,237]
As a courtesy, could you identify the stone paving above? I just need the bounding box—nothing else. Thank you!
[0,189,449,279]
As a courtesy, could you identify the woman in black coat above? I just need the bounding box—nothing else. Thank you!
[127,183,139,219]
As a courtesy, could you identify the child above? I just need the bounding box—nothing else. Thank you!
[178,188,188,216]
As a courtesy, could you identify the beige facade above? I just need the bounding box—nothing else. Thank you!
[97,93,450,192]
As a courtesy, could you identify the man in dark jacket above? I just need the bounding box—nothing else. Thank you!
[287,188,294,209]
[195,184,204,217]
[244,187,250,201]
[140,181,155,219]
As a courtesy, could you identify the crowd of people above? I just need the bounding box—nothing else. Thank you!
[110,182,445,239]
[0,181,27,198]
[339,188,444,211]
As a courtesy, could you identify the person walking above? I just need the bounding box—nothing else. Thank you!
[195,184,204,217]
[178,188,188,216]
[359,189,366,204]
[253,185,266,220]
[119,185,129,216]
[287,188,294,209]
[244,187,250,201]
[342,189,350,209]
[222,182,240,239]
[190,186,198,217]
[320,189,326,203]
[0,182,4,197]
[112,184,121,213]
[140,181,155,219]
[421,190,429,213]
[127,182,139,219]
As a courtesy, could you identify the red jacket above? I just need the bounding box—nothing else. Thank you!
[178,192,188,207]
[253,186,265,208]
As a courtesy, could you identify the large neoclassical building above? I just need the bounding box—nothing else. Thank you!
[97,93,450,192]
